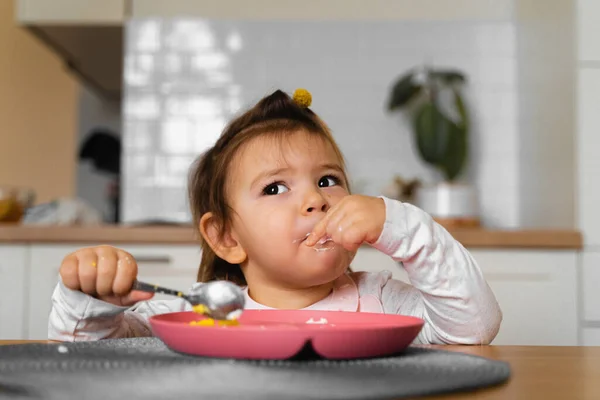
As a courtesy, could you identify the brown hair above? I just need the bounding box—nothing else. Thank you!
[188,90,349,285]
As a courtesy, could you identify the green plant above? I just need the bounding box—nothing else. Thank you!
[387,67,469,182]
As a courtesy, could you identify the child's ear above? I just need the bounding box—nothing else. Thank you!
[199,212,247,264]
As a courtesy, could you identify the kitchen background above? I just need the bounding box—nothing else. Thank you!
[0,0,598,346]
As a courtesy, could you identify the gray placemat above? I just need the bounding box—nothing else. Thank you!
[0,338,510,400]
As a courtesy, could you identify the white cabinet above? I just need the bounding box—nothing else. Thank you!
[582,252,600,322]
[27,245,67,340]
[27,244,200,340]
[470,250,578,346]
[583,327,600,346]
[352,247,579,346]
[581,251,600,346]
[0,245,28,339]
[0,242,582,344]
[16,0,126,24]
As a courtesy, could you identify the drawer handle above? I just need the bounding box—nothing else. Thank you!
[132,256,171,264]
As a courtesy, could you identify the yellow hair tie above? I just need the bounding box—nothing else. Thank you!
[292,88,312,108]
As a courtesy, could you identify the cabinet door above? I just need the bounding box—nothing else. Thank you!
[28,244,200,340]
[582,251,600,321]
[0,245,28,339]
[119,245,201,298]
[351,247,578,346]
[471,249,578,346]
[583,327,600,346]
[16,0,126,24]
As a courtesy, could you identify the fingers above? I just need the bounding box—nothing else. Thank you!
[77,250,99,295]
[95,247,118,296]
[59,253,81,291]
[306,196,367,252]
[59,246,139,303]
[113,250,138,296]
[337,223,365,252]
[306,201,345,246]
[306,216,330,247]
[120,290,154,306]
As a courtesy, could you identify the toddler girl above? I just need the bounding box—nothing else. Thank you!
[49,89,502,344]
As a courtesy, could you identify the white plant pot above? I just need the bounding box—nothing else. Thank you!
[414,183,480,228]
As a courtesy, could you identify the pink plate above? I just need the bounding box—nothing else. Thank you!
[149,310,424,360]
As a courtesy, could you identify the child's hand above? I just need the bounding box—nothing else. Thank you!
[59,245,153,306]
[305,195,386,252]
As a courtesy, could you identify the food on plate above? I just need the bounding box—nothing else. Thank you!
[192,304,210,315]
[189,318,240,327]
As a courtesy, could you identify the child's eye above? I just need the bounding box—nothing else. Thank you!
[262,182,289,195]
[318,175,340,188]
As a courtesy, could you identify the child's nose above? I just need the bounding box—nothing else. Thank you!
[303,193,329,214]
[306,203,328,213]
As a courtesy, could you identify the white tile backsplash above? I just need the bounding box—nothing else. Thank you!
[122,18,521,226]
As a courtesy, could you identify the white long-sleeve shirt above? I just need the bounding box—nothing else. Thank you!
[48,197,502,344]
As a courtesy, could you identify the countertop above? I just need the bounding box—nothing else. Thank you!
[0,225,583,249]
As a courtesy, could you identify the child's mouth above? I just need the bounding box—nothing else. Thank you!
[293,233,334,249]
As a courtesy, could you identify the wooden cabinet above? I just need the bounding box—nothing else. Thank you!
[0,245,27,339]
[15,0,126,100]
[352,247,579,346]
[16,0,126,24]
[27,244,200,340]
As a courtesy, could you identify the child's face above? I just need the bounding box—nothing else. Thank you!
[227,130,354,289]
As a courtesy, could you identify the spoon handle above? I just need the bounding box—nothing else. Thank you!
[132,279,189,300]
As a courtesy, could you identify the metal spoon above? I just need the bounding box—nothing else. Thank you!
[132,279,245,320]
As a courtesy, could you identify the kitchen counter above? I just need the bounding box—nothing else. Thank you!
[0,225,583,249]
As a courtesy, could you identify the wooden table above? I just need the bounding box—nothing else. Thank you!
[1,342,599,399]
[419,345,600,399]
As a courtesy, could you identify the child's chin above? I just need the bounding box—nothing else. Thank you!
[297,266,347,287]
[302,245,345,263]
[298,252,350,278]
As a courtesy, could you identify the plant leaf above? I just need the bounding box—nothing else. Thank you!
[453,88,468,131]
[440,122,467,181]
[439,89,469,181]
[431,70,466,85]
[413,103,451,165]
[388,72,421,110]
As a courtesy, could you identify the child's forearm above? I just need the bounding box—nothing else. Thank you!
[375,197,503,344]
[48,280,152,341]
